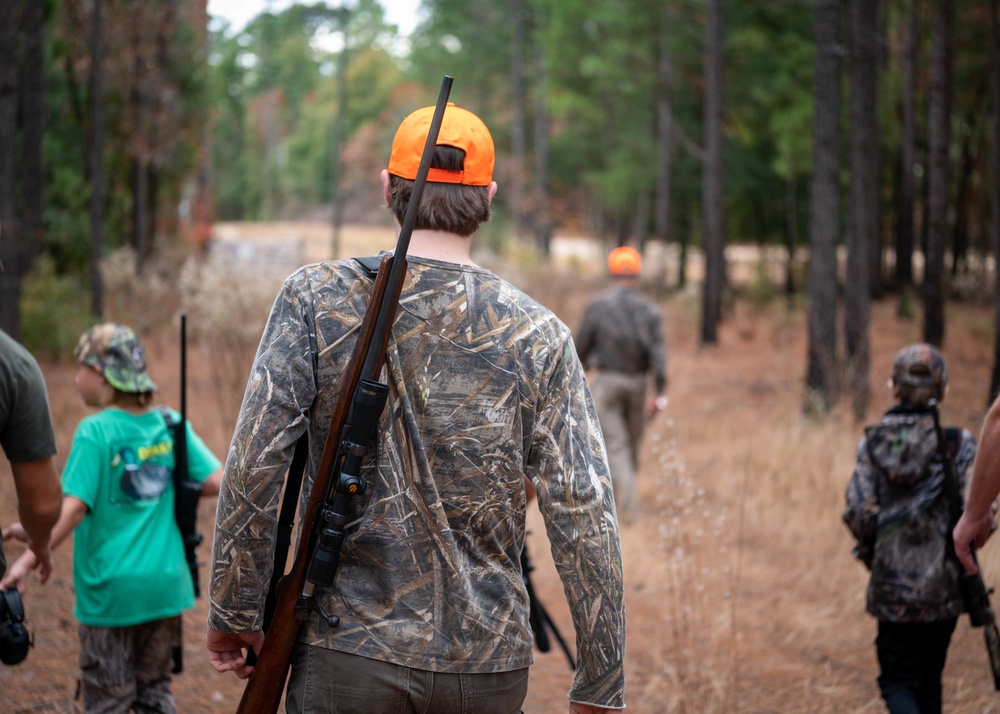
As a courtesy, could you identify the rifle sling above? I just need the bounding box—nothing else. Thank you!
[261,257,378,633]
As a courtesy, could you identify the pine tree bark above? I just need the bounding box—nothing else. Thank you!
[700,0,725,346]
[0,0,20,335]
[89,0,105,317]
[806,0,843,415]
[896,0,918,291]
[923,0,951,346]
[845,0,878,419]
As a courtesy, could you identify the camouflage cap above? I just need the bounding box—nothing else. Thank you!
[891,342,948,388]
[74,323,157,394]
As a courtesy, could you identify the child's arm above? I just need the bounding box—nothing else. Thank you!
[199,468,222,498]
[0,496,88,593]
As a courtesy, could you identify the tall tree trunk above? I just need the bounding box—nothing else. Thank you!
[510,0,529,239]
[133,158,149,273]
[785,175,798,301]
[896,0,918,292]
[532,41,552,256]
[0,0,19,335]
[923,0,951,346]
[950,94,981,277]
[330,9,348,259]
[20,0,45,275]
[846,0,878,419]
[868,3,886,300]
[988,0,1000,402]
[805,0,842,415]
[700,0,725,346]
[89,0,105,317]
[654,1,674,294]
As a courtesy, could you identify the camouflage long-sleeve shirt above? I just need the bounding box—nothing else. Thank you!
[576,285,667,394]
[209,256,626,708]
[843,405,977,622]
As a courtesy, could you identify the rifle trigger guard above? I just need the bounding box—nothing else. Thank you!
[341,440,366,458]
[295,596,341,628]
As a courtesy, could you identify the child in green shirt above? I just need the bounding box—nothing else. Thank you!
[2,322,222,713]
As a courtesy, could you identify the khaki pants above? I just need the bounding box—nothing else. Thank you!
[286,643,529,714]
[590,370,647,520]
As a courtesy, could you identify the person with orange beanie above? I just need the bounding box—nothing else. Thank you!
[576,246,667,522]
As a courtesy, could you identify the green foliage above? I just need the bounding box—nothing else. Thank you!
[20,255,94,359]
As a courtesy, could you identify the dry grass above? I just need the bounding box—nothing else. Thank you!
[4,235,1000,712]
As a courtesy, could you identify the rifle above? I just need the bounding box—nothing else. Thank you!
[166,312,205,673]
[520,541,576,670]
[235,76,454,714]
[929,399,1000,690]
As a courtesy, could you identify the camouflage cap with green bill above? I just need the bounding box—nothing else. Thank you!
[75,322,158,394]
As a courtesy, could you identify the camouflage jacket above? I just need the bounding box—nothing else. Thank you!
[209,256,626,708]
[842,406,977,622]
[576,285,667,393]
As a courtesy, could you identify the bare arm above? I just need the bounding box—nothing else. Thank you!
[954,395,1000,573]
[1,495,87,592]
[9,458,62,583]
[199,468,223,498]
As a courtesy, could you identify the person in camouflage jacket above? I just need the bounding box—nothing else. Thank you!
[205,104,626,714]
[843,343,977,714]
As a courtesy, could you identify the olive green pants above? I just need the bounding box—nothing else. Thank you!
[590,369,647,521]
[286,643,529,714]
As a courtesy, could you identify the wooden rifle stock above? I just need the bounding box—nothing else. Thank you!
[235,75,454,714]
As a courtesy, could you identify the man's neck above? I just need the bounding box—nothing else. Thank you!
[406,229,478,267]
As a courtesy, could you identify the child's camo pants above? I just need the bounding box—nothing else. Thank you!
[77,615,181,714]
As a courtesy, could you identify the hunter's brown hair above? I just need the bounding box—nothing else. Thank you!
[111,390,155,409]
[387,146,491,237]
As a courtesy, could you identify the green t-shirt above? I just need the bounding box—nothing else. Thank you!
[62,407,220,627]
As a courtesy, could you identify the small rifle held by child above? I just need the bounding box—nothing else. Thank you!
[171,312,204,598]
[162,312,205,674]
[929,399,1000,690]
[235,76,454,714]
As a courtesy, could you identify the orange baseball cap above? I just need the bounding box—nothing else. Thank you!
[608,246,642,276]
[388,103,495,186]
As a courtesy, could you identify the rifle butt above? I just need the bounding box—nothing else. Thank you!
[985,623,1000,691]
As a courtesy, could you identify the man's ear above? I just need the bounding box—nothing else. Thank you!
[487,181,498,205]
[381,169,391,205]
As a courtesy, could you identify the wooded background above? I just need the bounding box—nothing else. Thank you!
[1,0,998,419]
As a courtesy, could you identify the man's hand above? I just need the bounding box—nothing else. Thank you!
[953,509,995,574]
[206,625,265,679]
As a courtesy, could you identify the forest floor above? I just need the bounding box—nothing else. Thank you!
[4,226,1000,712]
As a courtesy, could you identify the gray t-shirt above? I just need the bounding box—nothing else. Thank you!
[0,330,58,577]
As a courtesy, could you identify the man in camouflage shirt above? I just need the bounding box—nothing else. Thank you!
[843,343,978,713]
[575,246,666,522]
[206,104,626,713]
